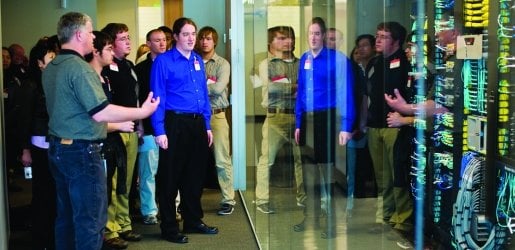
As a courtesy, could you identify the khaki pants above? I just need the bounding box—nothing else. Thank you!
[210,111,235,205]
[105,132,138,239]
[368,127,412,230]
[255,112,305,205]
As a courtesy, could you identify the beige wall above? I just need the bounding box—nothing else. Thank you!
[1,0,97,55]
[97,0,139,62]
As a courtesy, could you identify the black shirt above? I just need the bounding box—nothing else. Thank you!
[102,57,139,108]
[366,48,411,128]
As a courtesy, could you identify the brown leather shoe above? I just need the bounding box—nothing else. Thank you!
[119,230,142,242]
[103,237,128,249]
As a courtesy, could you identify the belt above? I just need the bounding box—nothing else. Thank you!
[169,110,203,119]
[212,108,226,114]
[268,108,294,114]
[47,135,104,145]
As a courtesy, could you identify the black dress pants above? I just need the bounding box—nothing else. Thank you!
[157,112,208,236]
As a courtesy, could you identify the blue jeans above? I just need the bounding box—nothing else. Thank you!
[48,137,107,250]
[138,135,159,217]
[345,134,367,210]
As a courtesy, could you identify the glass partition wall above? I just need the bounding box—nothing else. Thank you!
[240,1,415,249]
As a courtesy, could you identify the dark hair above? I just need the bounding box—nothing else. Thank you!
[85,31,113,62]
[197,26,219,46]
[377,21,407,46]
[267,26,295,44]
[171,17,197,47]
[266,26,296,53]
[158,25,173,35]
[350,46,359,63]
[101,23,129,41]
[146,29,165,42]
[355,34,375,48]
[309,17,327,35]
[47,35,61,54]
[28,37,59,82]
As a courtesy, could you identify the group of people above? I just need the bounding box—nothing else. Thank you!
[3,12,235,249]
[252,16,440,246]
[2,9,456,250]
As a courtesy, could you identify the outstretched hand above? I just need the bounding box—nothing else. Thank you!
[141,92,160,117]
[384,88,407,113]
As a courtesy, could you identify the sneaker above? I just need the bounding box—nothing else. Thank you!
[257,203,275,214]
[142,215,158,225]
[217,204,234,215]
[397,239,414,249]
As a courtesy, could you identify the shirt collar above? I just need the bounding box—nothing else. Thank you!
[59,49,84,60]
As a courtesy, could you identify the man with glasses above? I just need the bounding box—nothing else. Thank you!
[366,22,413,237]
[101,23,142,249]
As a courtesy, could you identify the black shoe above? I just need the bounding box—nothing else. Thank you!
[103,237,128,249]
[162,233,188,244]
[119,230,142,241]
[183,223,219,234]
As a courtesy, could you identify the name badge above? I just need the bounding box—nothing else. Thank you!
[390,58,400,69]
[109,63,119,72]
[194,57,201,71]
[304,59,311,70]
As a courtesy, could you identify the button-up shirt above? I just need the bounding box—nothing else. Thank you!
[204,53,230,109]
[295,47,356,132]
[150,47,212,136]
[258,53,299,109]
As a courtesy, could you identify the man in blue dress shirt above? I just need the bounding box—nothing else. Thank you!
[150,17,218,244]
[293,17,355,239]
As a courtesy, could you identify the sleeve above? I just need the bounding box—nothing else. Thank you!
[208,58,230,96]
[336,55,356,132]
[150,56,167,136]
[197,59,212,130]
[268,61,294,96]
[258,59,269,107]
[17,79,36,150]
[295,55,306,129]
[74,68,109,116]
